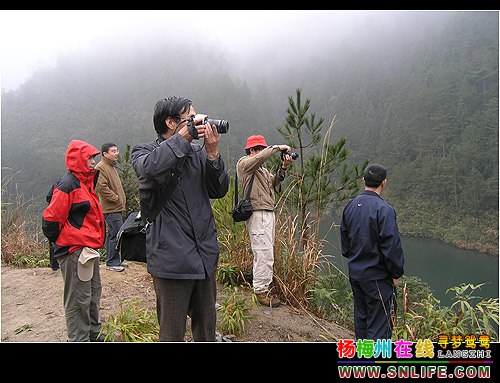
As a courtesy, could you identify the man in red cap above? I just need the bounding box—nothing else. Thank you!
[236,135,292,307]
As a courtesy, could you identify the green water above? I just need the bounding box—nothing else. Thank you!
[319,220,498,306]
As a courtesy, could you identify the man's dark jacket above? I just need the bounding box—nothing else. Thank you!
[340,190,404,281]
[131,134,229,280]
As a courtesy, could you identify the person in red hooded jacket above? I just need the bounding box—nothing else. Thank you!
[43,139,106,342]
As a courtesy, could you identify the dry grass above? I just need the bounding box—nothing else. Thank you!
[1,169,48,267]
[213,173,329,312]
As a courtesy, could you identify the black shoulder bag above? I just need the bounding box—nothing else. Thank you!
[116,168,181,263]
[230,171,256,223]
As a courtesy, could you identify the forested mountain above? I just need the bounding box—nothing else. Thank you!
[2,11,498,254]
[275,11,499,253]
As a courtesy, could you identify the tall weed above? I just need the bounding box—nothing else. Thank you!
[100,299,159,342]
[394,281,499,341]
[1,169,48,267]
[217,286,257,336]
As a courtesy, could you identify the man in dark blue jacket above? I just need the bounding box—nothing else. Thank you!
[341,164,404,340]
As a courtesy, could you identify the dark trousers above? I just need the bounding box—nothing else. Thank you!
[349,278,397,340]
[104,212,123,266]
[153,274,217,342]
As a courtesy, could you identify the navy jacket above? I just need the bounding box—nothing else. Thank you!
[131,134,229,280]
[340,190,404,281]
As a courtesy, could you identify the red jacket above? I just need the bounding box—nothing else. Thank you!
[43,140,105,257]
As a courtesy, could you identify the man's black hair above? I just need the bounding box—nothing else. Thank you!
[364,164,387,188]
[153,96,192,135]
[101,142,117,155]
[245,145,266,155]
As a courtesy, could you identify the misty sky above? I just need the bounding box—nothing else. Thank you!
[0,9,398,92]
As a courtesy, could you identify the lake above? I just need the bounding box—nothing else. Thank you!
[318,218,499,306]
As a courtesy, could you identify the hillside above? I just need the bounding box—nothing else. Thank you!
[1,11,498,253]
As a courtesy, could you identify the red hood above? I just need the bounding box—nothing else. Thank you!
[65,140,100,175]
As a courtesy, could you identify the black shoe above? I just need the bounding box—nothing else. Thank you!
[91,333,106,342]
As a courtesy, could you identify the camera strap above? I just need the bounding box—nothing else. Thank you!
[273,160,285,194]
[234,171,256,206]
[140,167,182,233]
[186,119,198,139]
[143,168,181,230]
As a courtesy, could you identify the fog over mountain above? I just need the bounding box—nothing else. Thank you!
[1,10,447,92]
[1,10,497,253]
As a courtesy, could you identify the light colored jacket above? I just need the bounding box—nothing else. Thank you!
[236,146,286,211]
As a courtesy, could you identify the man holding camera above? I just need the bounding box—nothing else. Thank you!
[237,135,293,307]
[131,97,229,342]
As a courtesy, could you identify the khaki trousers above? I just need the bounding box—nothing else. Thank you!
[246,210,275,294]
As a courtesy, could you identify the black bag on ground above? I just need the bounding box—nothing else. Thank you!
[231,171,255,223]
[116,169,181,263]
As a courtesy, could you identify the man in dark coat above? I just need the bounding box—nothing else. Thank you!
[340,164,404,340]
[131,97,229,341]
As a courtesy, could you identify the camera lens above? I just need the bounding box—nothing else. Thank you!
[207,119,229,134]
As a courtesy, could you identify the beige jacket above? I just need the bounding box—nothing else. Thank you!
[95,157,126,213]
[236,146,286,211]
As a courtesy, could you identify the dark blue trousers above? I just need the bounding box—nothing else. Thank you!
[104,212,123,266]
[349,278,397,340]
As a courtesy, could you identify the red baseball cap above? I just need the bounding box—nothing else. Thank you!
[245,135,268,150]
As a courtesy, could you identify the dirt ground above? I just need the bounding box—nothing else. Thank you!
[1,261,354,342]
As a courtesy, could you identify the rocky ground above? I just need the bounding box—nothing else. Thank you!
[1,261,354,342]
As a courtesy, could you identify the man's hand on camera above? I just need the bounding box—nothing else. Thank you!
[276,145,292,168]
[177,115,206,142]
[203,123,220,160]
[282,154,293,168]
[178,125,197,142]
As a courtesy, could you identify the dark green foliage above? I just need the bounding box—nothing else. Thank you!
[275,89,368,224]
[116,144,140,219]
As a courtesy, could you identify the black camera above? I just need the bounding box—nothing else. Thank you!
[280,150,298,161]
[186,114,229,139]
